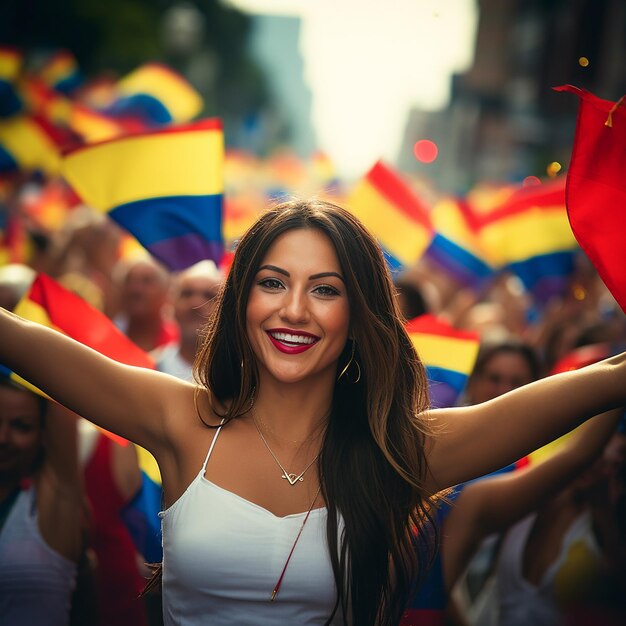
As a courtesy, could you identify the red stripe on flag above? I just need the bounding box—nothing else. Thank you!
[62,117,223,157]
[474,177,566,227]
[366,161,432,229]
[28,274,154,370]
[405,314,479,342]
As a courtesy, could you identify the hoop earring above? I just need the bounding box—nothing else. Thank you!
[337,340,361,384]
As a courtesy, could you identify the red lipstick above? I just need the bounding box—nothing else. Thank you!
[266,329,319,354]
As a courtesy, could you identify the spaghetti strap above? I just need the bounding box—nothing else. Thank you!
[202,419,226,474]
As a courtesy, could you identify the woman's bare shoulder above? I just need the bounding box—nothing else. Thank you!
[162,382,227,444]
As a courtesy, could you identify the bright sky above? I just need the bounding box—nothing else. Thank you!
[225,0,478,178]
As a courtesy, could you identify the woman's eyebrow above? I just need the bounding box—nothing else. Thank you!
[257,266,345,283]
[258,264,289,276]
[309,272,345,283]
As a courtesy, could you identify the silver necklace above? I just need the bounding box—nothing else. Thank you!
[252,411,320,486]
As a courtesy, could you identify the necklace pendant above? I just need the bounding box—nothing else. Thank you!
[282,472,303,485]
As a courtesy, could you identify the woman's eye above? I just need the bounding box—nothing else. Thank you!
[258,278,284,290]
[314,284,340,297]
[12,421,34,433]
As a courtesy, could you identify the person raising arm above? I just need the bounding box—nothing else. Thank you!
[1,199,626,626]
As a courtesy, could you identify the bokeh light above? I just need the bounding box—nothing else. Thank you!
[546,161,562,177]
[413,139,438,163]
[572,284,587,301]
[578,56,589,67]
[522,175,542,187]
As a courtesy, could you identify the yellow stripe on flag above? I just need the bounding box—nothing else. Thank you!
[0,51,21,78]
[118,64,203,123]
[62,128,224,212]
[0,117,60,174]
[348,181,432,267]
[136,444,162,484]
[409,333,480,374]
[479,208,577,266]
[14,297,56,328]
[432,198,484,256]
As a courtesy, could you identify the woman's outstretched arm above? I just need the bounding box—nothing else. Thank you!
[424,351,626,493]
[440,407,622,590]
[0,307,191,454]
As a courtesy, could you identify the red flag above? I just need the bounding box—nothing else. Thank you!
[12,274,156,447]
[549,343,612,376]
[556,84,626,312]
[15,273,155,370]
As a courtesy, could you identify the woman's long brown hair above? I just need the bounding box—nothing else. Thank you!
[190,199,438,625]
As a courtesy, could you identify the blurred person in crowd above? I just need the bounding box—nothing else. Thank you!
[400,408,624,626]
[0,380,83,626]
[452,411,624,626]
[154,260,224,381]
[113,257,179,352]
[441,338,544,625]
[454,275,532,342]
[464,339,544,406]
[393,270,431,321]
[47,209,124,315]
[4,199,626,626]
[79,421,151,626]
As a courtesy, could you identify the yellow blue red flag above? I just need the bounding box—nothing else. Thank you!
[39,50,83,95]
[406,315,480,408]
[347,161,434,271]
[426,196,494,289]
[107,63,203,126]
[62,118,225,270]
[0,114,64,174]
[472,178,578,303]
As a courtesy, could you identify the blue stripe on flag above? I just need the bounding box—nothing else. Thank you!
[0,144,18,171]
[110,193,223,247]
[108,93,173,125]
[426,233,493,288]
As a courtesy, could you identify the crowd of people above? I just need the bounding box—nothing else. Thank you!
[0,192,625,626]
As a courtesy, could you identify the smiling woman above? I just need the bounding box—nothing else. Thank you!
[1,199,626,626]
[246,228,350,385]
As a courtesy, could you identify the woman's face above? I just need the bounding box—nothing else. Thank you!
[246,228,350,387]
[0,386,44,481]
[467,351,535,404]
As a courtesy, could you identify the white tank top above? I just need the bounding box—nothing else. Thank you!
[0,487,77,626]
[496,511,602,626]
[159,424,344,625]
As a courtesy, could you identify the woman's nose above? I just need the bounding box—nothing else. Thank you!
[280,289,309,323]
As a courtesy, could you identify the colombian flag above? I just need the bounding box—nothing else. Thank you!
[473,178,578,303]
[107,63,203,126]
[0,46,22,117]
[347,161,434,271]
[426,197,494,289]
[7,273,163,559]
[0,115,64,174]
[62,118,225,270]
[406,315,480,408]
[39,50,83,95]
[11,273,154,395]
[20,77,128,143]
